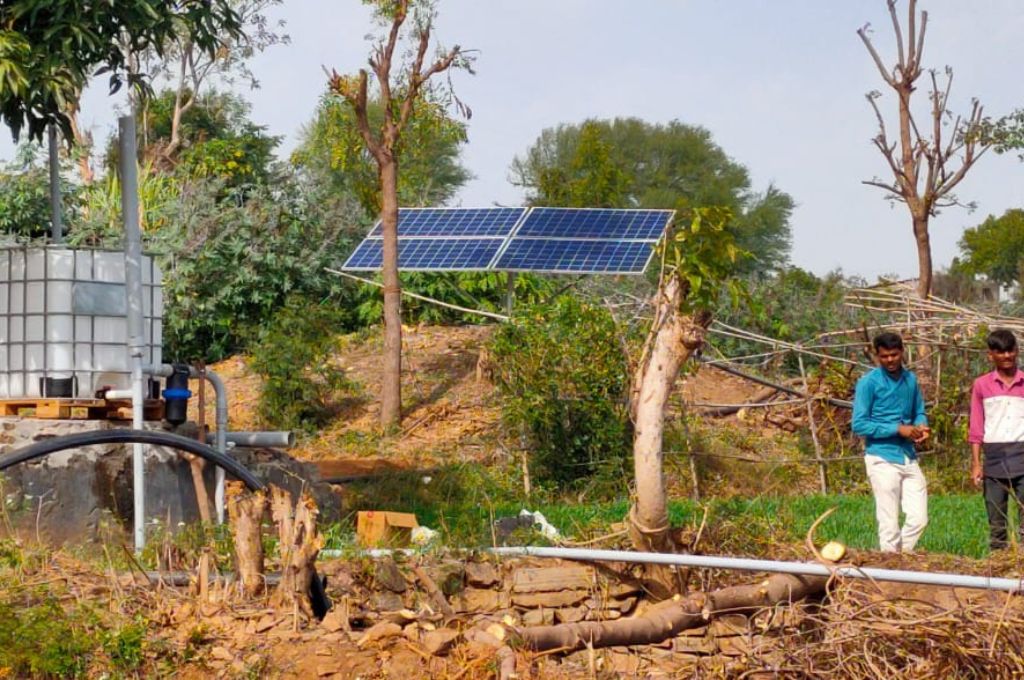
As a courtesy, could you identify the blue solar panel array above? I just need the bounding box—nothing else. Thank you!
[495,239,655,273]
[368,207,526,237]
[341,206,673,274]
[515,208,673,240]
[345,238,504,271]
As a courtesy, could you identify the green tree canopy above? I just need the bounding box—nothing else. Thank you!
[957,209,1024,288]
[511,118,794,275]
[982,109,1024,159]
[97,89,278,199]
[293,93,470,220]
[0,0,242,142]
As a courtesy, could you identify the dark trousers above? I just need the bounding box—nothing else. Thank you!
[984,475,1024,550]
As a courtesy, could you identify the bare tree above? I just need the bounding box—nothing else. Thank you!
[857,0,989,299]
[328,0,468,428]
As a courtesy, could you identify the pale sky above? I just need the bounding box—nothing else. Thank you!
[5,1,1024,281]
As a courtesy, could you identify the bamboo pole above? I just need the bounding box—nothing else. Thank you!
[797,352,828,494]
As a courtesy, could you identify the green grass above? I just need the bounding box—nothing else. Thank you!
[339,465,995,558]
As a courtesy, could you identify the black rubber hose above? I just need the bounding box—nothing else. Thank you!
[0,429,265,491]
[0,429,335,616]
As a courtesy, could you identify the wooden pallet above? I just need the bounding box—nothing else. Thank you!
[0,398,106,419]
[0,398,165,421]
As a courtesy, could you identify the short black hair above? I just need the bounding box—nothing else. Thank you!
[987,329,1018,352]
[873,332,904,352]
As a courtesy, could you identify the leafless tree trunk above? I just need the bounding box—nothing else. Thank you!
[379,157,403,424]
[629,276,710,596]
[165,44,197,163]
[857,0,988,299]
[329,0,465,428]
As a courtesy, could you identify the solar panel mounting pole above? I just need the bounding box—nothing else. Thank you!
[505,272,516,316]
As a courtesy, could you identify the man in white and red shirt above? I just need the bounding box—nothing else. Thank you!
[969,329,1024,551]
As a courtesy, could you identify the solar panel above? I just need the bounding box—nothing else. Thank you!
[340,207,673,274]
[368,207,527,237]
[343,237,504,271]
[515,208,673,240]
[494,238,656,274]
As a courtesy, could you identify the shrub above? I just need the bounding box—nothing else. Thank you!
[151,179,360,362]
[248,295,356,433]
[490,297,632,488]
[0,596,95,677]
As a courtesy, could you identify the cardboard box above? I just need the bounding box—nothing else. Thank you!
[356,511,419,547]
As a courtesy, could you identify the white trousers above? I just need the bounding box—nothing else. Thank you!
[864,455,928,553]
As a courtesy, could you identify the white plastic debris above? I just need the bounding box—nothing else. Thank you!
[519,509,561,541]
[410,525,439,546]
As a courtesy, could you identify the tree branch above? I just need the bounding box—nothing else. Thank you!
[857,26,896,87]
[862,179,906,201]
[887,0,905,68]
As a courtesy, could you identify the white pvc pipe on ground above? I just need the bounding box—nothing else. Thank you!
[317,545,1023,593]
[491,546,1024,593]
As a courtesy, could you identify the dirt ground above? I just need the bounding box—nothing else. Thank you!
[192,325,772,476]
[25,547,1024,679]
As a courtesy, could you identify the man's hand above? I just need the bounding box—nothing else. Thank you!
[897,424,930,442]
[971,460,984,488]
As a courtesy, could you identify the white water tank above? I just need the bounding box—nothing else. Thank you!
[0,246,163,398]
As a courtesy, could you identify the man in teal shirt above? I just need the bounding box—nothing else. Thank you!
[852,332,930,552]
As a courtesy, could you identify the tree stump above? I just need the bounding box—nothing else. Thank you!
[225,481,268,597]
[269,486,323,619]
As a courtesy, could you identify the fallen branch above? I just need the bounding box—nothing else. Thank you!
[513,571,826,653]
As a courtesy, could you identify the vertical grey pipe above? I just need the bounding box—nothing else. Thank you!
[47,126,62,243]
[119,114,147,554]
[204,369,229,523]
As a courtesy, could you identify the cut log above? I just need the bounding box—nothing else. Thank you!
[515,572,826,653]
[511,566,594,593]
[225,481,268,597]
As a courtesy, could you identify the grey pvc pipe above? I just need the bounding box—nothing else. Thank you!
[48,125,62,243]
[120,114,147,555]
[225,431,295,448]
[491,546,1024,593]
[144,363,229,523]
